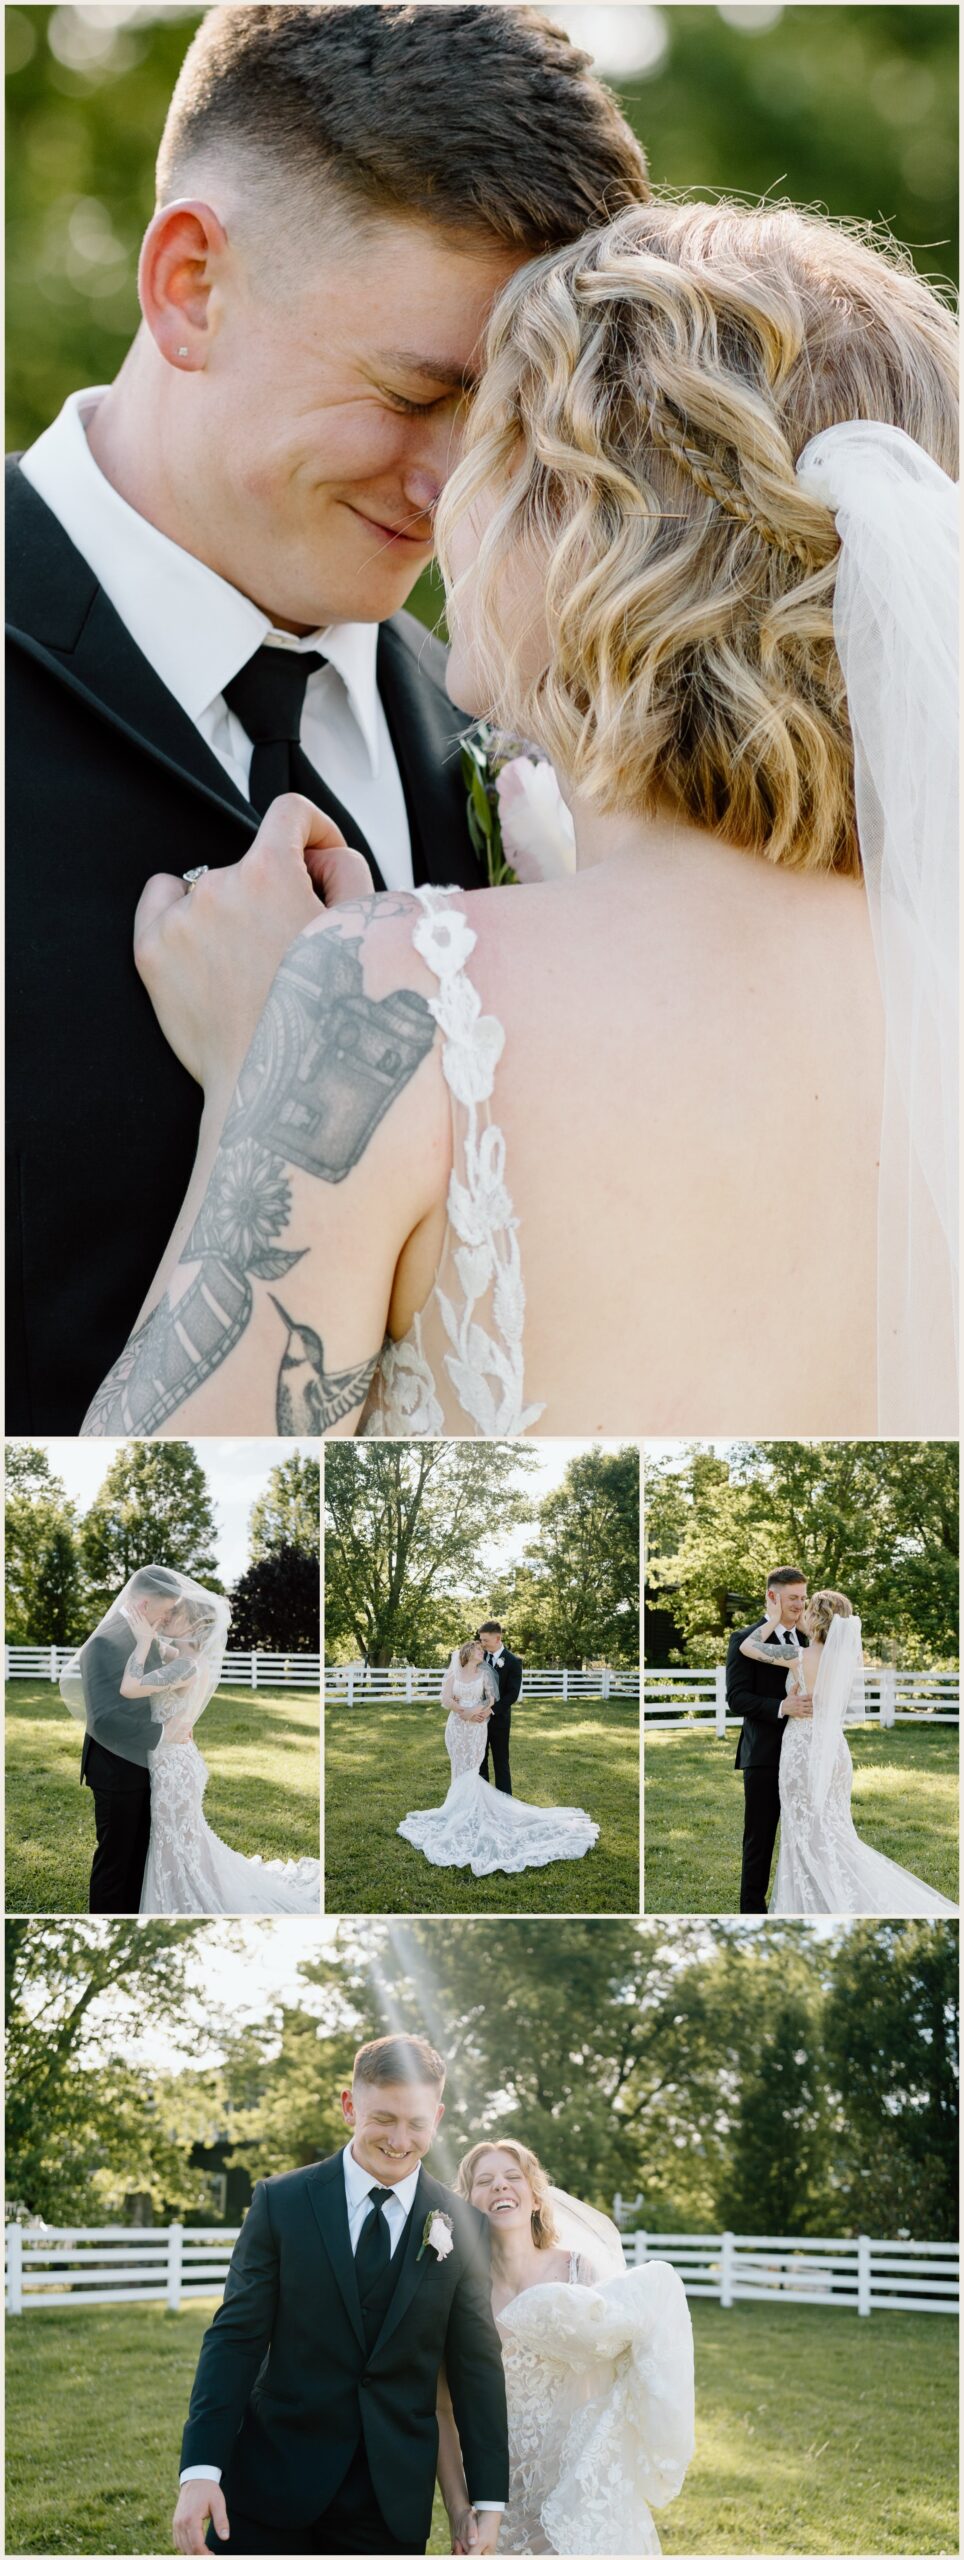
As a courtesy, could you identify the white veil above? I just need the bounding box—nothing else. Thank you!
[809,1610,865,1816]
[796,423,958,1431]
[548,2185,627,2280]
[61,1566,230,1765]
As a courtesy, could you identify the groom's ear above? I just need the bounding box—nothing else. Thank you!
[340,2087,355,2128]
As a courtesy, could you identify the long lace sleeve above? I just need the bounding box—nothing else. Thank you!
[441,1666,459,1712]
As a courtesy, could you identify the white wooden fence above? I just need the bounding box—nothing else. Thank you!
[5,1646,320,1691]
[327,1664,639,1706]
[6,2221,956,2317]
[645,1665,959,1734]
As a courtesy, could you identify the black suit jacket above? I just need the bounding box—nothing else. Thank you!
[487,1649,523,1717]
[181,2153,509,2545]
[728,1622,810,1771]
[6,457,483,1431]
[79,1612,162,1795]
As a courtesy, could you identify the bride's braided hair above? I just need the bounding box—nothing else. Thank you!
[437,197,957,874]
[806,1588,853,1641]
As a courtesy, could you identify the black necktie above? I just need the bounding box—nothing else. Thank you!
[222,644,327,816]
[355,2184,393,2285]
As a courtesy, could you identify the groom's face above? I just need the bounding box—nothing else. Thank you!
[161,207,523,633]
[342,2075,444,2182]
[769,1582,807,1628]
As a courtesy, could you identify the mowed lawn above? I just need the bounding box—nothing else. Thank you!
[644,1722,959,1913]
[5,2297,956,2555]
[325,1693,640,1912]
[5,1682,321,1913]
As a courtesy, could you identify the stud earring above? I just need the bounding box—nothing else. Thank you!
[176,346,189,359]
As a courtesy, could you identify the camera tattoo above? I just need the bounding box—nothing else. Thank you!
[81,915,435,1437]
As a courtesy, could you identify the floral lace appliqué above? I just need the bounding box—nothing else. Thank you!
[365,889,543,1439]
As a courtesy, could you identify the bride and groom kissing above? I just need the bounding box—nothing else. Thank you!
[173,2031,694,2558]
[62,1566,320,1916]
[9,9,957,1448]
[728,1568,955,1918]
[397,1624,599,1880]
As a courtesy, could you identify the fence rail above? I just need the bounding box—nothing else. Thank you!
[5,1646,320,1691]
[644,1665,959,1734]
[6,2222,955,2317]
[326,1665,639,1706]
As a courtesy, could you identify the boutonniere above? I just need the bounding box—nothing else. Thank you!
[417,2209,455,2263]
[461,725,576,888]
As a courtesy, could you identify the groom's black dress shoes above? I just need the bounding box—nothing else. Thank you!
[5,459,484,1430]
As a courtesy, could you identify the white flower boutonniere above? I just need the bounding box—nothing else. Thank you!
[461,726,576,888]
[417,2208,455,2263]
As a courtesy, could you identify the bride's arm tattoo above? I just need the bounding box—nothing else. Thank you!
[739,1636,794,1667]
[82,905,435,1438]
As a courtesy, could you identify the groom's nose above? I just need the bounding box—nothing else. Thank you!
[400,461,443,519]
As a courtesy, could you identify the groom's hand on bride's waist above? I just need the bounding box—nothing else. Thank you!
[173,2476,228,2553]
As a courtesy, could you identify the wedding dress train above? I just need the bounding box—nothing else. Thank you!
[397,1665,598,1878]
[140,1735,321,1913]
[769,1631,956,1917]
[497,2251,694,2555]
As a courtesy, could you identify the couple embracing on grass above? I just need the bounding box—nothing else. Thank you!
[397,1622,598,1881]
[174,2030,694,2557]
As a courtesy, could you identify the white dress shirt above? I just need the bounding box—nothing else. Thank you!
[180,2145,503,2509]
[20,389,414,886]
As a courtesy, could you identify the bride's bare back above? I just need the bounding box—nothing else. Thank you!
[83,814,882,1439]
[384,826,882,1435]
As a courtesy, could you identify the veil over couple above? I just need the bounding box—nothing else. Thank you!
[173,2031,694,2558]
[61,1565,320,1914]
[9,8,957,1446]
[397,1622,598,1878]
[727,1570,957,1916]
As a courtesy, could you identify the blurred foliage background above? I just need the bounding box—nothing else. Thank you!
[6,2,958,622]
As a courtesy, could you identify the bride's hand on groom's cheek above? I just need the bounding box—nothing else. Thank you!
[133,794,374,1099]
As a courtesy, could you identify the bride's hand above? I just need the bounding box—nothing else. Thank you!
[133,794,374,1103]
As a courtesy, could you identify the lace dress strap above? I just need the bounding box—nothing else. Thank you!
[368,887,544,1438]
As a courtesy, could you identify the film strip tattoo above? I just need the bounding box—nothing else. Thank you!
[82,902,434,1437]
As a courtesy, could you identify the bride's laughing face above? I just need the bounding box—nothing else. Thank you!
[469,2148,534,2233]
[341,2075,444,2183]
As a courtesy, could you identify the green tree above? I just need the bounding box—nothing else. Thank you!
[4,1443,84,1641]
[249,1456,320,1564]
[713,1989,832,2235]
[81,1441,221,1618]
[5,1917,211,2221]
[324,1442,539,1665]
[822,1919,959,2238]
[32,1520,86,1645]
[229,1547,320,1652]
[505,1447,639,1665]
[646,1441,959,1665]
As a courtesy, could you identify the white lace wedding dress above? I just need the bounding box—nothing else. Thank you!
[497,2252,694,2555]
[397,1666,598,1877]
[770,1656,956,1916]
[363,890,542,1438]
[139,1717,321,1914]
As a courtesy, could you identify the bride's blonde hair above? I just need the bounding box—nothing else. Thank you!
[456,2138,559,2248]
[805,1588,854,1641]
[437,198,958,874]
[458,1638,481,1668]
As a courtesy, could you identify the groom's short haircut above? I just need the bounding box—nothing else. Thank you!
[354,2033,445,2093]
[477,1620,503,1637]
[128,1567,182,1600]
[156,6,649,253]
[766,1567,807,1590]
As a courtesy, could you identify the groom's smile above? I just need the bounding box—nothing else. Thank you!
[341,2073,445,2182]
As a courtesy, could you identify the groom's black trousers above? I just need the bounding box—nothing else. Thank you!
[206,2444,416,2555]
[480,1709,512,1796]
[740,1766,782,1912]
[87,1784,152,1914]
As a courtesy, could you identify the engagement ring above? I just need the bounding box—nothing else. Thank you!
[182,866,209,889]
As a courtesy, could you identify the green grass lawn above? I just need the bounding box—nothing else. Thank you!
[644,1723,959,1913]
[5,1682,320,1913]
[324,1693,640,1912]
[5,2296,956,2555]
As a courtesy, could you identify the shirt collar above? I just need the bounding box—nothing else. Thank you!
[343,2139,421,2217]
[20,388,382,770]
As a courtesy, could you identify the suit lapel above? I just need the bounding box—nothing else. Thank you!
[305,2154,365,2353]
[378,619,483,893]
